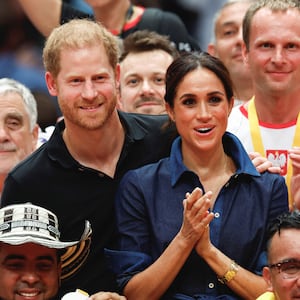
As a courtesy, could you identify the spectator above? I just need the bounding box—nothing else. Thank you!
[227,0,300,209]
[257,210,300,300]
[106,52,288,299]
[207,0,254,104]
[0,78,39,196]
[17,0,201,52]
[0,202,92,300]
[118,30,179,115]
[0,202,125,300]
[0,19,176,298]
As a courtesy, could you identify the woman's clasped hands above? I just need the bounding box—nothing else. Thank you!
[179,187,215,251]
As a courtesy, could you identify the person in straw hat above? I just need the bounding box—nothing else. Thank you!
[0,203,125,300]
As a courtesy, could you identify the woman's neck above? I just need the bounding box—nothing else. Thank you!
[183,145,235,206]
[183,145,229,178]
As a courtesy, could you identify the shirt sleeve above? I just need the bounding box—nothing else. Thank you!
[106,169,154,291]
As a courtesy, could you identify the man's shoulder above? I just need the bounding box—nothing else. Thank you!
[229,103,245,119]
[6,122,64,180]
[228,104,249,133]
[117,112,176,167]
[7,144,48,179]
[119,112,177,147]
[119,111,171,132]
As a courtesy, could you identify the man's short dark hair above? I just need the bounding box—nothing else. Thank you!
[266,210,300,251]
[119,30,179,62]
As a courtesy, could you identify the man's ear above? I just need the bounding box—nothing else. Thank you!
[242,42,249,66]
[31,124,40,150]
[263,266,274,291]
[116,95,123,111]
[207,43,217,56]
[45,72,58,97]
[115,64,122,110]
[115,63,120,84]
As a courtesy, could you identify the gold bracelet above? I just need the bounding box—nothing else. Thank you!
[218,260,239,284]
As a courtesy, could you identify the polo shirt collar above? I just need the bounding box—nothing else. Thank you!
[46,112,163,168]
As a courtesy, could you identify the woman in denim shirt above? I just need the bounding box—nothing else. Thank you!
[106,52,288,299]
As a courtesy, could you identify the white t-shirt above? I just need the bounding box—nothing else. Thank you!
[227,104,297,176]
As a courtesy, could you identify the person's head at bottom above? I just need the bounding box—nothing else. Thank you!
[261,210,300,300]
[0,203,91,300]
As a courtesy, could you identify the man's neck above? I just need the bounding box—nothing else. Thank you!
[231,74,253,103]
[234,85,253,103]
[250,92,300,124]
[63,111,125,177]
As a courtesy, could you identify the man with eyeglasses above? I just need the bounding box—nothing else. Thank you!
[257,210,300,300]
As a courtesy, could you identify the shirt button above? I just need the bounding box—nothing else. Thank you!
[78,167,84,172]
[214,212,220,218]
[98,173,105,177]
[208,282,215,289]
[234,174,238,179]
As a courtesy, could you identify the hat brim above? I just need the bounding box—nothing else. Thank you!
[0,235,80,248]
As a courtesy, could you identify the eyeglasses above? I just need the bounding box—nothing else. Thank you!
[269,259,300,279]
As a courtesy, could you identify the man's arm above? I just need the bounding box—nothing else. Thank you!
[18,0,62,36]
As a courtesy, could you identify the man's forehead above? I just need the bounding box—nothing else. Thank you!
[270,229,300,253]
[217,2,250,26]
[0,242,57,256]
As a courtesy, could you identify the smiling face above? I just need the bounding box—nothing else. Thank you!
[243,7,300,97]
[119,50,173,115]
[46,43,119,131]
[209,2,251,81]
[0,92,38,176]
[0,243,60,300]
[166,67,233,157]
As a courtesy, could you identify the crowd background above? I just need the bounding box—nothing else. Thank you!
[0,0,227,128]
[67,0,228,50]
[132,0,227,50]
[0,0,60,129]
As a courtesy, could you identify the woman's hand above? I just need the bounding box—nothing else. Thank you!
[194,219,215,258]
[178,187,214,247]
